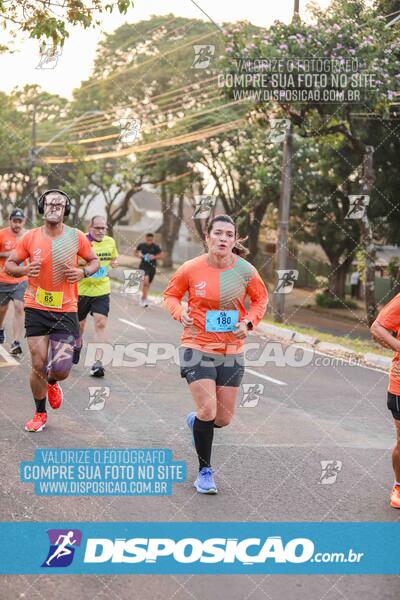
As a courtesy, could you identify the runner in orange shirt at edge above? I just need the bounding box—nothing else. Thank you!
[0,208,27,355]
[163,214,268,494]
[371,297,400,508]
[5,190,99,432]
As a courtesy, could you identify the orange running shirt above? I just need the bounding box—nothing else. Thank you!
[13,225,93,312]
[376,293,400,394]
[0,227,27,284]
[163,254,268,354]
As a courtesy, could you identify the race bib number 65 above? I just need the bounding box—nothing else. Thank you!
[35,287,63,309]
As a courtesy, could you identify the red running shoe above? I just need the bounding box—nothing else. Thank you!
[25,412,47,432]
[47,382,63,410]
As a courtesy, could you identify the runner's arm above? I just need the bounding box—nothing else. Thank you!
[149,245,163,260]
[66,233,100,281]
[243,270,268,329]
[163,263,189,321]
[371,295,400,351]
[110,240,119,267]
[77,248,99,277]
[370,321,400,351]
[5,235,31,277]
[134,245,144,259]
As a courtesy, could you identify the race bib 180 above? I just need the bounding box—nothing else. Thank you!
[205,310,239,332]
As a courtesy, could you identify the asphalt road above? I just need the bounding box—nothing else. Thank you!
[0,287,399,599]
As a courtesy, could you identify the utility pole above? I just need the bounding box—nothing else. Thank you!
[274,124,293,322]
[273,0,298,322]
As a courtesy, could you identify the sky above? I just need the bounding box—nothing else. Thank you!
[0,0,332,99]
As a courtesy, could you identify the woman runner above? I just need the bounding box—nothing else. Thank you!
[163,214,268,494]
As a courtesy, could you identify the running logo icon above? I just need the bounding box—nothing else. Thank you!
[240,383,264,408]
[36,45,62,70]
[275,270,299,294]
[267,118,290,143]
[191,45,215,69]
[319,460,342,485]
[119,118,141,144]
[41,529,82,568]
[193,195,217,219]
[121,269,144,294]
[86,386,110,410]
[345,195,369,219]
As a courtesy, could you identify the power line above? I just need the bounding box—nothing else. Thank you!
[79,30,218,91]
[44,118,245,163]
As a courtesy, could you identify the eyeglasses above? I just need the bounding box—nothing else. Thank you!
[44,202,65,210]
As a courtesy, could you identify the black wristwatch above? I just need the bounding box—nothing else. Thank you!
[82,267,89,278]
[244,319,253,331]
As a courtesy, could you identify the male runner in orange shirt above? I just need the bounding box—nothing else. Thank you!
[371,296,400,508]
[0,208,27,354]
[6,190,99,432]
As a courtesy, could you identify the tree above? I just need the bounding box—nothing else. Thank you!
[0,1,133,47]
[225,0,399,303]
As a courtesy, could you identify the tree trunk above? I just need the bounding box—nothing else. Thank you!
[246,197,269,265]
[160,185,183,268]
[359,146,377,325]
[328,262,349,300]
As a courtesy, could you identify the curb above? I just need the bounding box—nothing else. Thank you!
[258,322,391,372]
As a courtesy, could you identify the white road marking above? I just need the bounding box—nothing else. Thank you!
[119,318,145,331]
[246,368,287,386]
[0,345,19,366]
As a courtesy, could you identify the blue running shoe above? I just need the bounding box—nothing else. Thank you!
[186,411,196,446]
[194,467,218,494]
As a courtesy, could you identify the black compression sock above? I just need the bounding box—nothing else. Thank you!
[35,398,47,413]
[193,417,214,470]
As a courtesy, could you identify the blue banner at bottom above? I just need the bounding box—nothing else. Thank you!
[0,522,398,574]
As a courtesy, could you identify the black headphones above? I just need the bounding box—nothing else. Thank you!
[37,189,71,217]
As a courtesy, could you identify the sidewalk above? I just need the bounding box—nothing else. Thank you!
[272,286,371,340]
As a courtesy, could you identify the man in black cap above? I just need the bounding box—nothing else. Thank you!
[0,208,27,354]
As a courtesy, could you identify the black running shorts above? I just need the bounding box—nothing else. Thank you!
[387,391,400,420]
[179,346,245,387]
[24,307,79,338]
[140,263,156,283]
[78,294,110,321]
